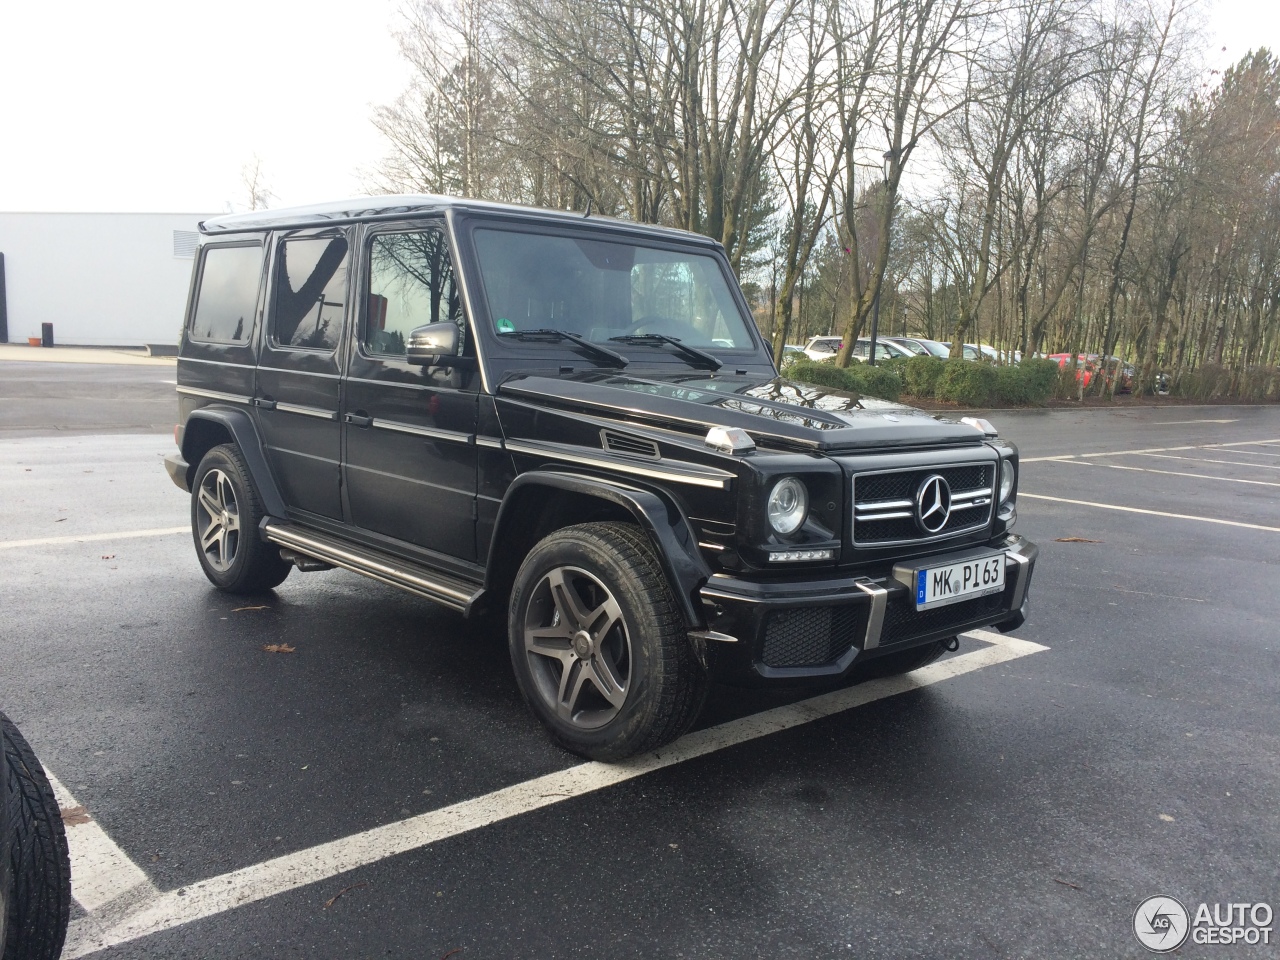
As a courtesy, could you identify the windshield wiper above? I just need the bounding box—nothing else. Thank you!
[499,328,629,368]
[608,333,722,371]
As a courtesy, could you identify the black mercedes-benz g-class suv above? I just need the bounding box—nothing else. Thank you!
[164,195,1037,760]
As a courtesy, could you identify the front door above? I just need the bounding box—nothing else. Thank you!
[254,230,350,520]
[342,222,480,560]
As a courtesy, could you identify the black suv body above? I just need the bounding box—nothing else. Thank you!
[165,195,1037,759]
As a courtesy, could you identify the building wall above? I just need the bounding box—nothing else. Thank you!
[0,212,216,346]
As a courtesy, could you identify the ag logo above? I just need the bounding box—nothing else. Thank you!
[1134,896,1190,952]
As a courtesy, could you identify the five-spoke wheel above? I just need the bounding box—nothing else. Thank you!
[508,522,707,761]
[189,444,291,593]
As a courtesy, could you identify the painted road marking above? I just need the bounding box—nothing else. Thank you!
[1021,438,1280,463]
[1020,493,1280,533]
[60,629,1046,958]
[0,526,187,551]
[1135,453,1280,471]
[1050,458,1280,488]
[47,773,160,920]
[1146,419,1239,424]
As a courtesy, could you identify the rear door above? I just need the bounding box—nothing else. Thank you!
[341,221,480,560]
[253,230,350,521]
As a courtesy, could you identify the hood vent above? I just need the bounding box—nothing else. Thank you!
[600,430,660,460]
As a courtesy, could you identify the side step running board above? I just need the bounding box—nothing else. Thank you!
[262,520,485,615]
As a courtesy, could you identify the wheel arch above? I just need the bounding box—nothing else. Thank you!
[181,407,287,518]
[486,471,711,630]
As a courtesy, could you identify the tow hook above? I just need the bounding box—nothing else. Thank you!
[942,636,960,652]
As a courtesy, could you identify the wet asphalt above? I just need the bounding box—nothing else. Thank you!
[0,361,1277,958]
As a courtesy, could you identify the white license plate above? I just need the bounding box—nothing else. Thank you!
[913,554,1005,610]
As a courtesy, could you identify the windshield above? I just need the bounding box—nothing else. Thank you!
[472,227,758,350]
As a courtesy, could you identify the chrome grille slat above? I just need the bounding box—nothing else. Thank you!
[852,462,995,546]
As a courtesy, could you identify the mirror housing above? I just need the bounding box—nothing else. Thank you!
[406,322,460,366]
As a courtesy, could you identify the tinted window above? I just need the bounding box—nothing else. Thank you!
[364,229,462,357]
[272,236,349,351]
[473,228,755,349]
[190,244,261,343]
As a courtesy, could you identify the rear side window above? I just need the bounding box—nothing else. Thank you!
[190,243,262,343]
[272,236,349,351]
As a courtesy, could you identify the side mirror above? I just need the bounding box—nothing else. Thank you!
[406,322,459,366]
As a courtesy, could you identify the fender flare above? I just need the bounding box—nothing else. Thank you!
[181,406,287,519]
[488,470,711,630]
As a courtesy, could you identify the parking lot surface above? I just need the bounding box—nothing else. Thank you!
[1,362,1277,958]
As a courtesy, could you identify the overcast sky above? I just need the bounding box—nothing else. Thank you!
[0,0,1274,214]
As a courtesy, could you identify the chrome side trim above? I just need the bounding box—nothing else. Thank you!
[256,365,342,380]
[697,541,727,552]
[372,418,475,444]
[504,439,733,489]
[854,578,888,650]
[689,629,738,643]
[177,386,252,404]
[263,522,477,610]
[476,436,504,449]
[275,402,338,421]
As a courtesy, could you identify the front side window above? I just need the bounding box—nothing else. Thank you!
[363,229,462,357]
[472,228,756,350]
[190,243,262,343]
[272,236,349,351]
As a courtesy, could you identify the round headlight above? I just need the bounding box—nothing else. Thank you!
[767,477,808,535]
[999,461,1016,504]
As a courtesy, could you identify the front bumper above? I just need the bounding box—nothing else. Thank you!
[695,534,1037,683]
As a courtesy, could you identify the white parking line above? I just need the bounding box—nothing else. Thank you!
[1146,418,1239,424]
[60,629,1046,958]
[1020,493,1280,533]
[0,526,187,551]
[1050,458,1280,488]
[1021,438,1280,463]
[1136,452,1280,471]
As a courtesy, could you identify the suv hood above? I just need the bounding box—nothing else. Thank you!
[497,370,984,451]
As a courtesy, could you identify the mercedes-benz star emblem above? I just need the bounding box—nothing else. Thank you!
[915,474,952,533]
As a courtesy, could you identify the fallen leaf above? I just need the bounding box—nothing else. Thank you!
[61,805,92,826]
[1054,537,1101,543]
[262,643,296,654]
[53,517,66,522]
[100,555,115,560]
[1158,813,1175,822]
[1053,878,1083,890]
[234,605,269,612]
[322,882,367,909]
[442,949,464,960]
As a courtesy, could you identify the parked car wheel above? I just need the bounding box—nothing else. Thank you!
[508,522,708,761]
[190,444,291,593]
[2,712,71,960]
[855,638,951,680]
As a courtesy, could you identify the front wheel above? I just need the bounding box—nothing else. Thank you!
[508,522,707,761]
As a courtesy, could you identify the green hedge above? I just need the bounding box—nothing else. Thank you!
[904,355,946,396]
[993,358,1059,405]
[786,358,902,402]
[935,361,998,406]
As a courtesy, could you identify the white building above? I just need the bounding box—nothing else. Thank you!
[0,212,217,347]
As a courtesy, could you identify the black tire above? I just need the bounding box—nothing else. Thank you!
[2,713,70,960]
[190,444,291,594]
[508,522,708,761]
[855,637,952,680]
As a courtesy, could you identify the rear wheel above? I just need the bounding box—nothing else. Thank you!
[508,522,707,761]
[190,444,290,593]
[2,713,70,960]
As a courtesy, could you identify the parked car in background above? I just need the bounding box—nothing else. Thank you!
[802,335,842,361]
[850,338,916,362]
[2,711,71,960]
[781,344,805,363]
[884,336,950,358]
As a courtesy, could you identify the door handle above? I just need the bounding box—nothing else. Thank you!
[253,397,277,410]
[345,413,373,428]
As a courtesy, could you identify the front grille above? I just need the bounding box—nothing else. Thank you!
[761,605,866,667]
[879,587,1009,646]
[853,462,994,546]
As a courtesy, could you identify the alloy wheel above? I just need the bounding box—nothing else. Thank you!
[196,468,241,572]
